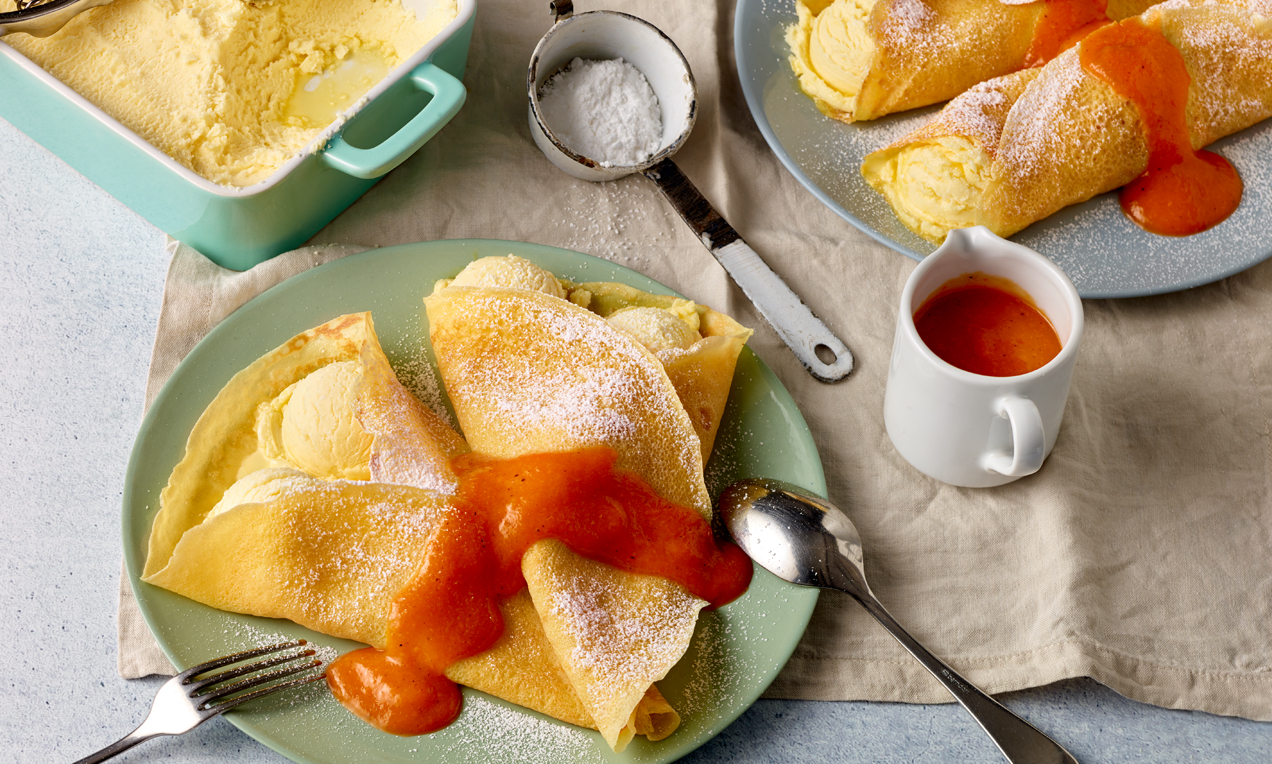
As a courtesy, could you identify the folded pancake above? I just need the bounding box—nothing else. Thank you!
[787,0,1161,122]
[141,309,621,736]
[425,266,719,750]
[425,284,712,515]
[563,281,753,463]
[522,540,700,750]
[355,337,468,493]
[860,1,1272,242]
[144,468,447,647]
[142,312,470,643]
[145,312,398,577]
[442,590,595,728]
[436,256,752,463]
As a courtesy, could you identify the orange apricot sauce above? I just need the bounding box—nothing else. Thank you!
[914,273,1062,377]
[1025,0,1112,69]
[1080,16,1243,236]
[325,446,753,736]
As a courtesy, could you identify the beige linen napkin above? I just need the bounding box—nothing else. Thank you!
[119,0,1272,723]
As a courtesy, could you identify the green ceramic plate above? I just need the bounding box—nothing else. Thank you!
[123,240,824,764]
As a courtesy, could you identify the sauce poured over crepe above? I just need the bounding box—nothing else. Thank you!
[141,257,754,751]
[326,447,752,736]
[424,257,753,748]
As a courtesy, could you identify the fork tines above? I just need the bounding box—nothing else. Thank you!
[181,639,326,713]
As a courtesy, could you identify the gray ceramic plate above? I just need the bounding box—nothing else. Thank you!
[123,240,823,764]
[734,0,1272,299]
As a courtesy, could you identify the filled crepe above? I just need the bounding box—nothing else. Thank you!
[424,255,753,749]
[142,312,467,645]
[787,0,1162,122]
[860,0,1272,242]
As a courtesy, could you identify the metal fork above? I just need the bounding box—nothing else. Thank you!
[73,640,325,764]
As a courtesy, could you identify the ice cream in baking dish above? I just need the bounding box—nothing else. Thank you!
[2,0,457,186]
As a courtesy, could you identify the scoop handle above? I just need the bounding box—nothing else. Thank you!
[642,158,853,382]
[0,0,115,37]
[837,573,1078,764]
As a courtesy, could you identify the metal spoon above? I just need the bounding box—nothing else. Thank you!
[718,478,1079,764]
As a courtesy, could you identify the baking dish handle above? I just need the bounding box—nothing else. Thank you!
[321,62,467,179]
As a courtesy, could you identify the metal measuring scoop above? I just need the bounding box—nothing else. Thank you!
[0,0,113,36]
[527,1,853,383]
[718,478,1080,764]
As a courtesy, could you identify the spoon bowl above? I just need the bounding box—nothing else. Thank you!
[717,479,866,593]
[718,478,1079,764]
[0,0,114,37]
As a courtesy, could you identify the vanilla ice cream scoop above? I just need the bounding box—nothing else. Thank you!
[206,468,315,520]
[799,0,876,112]
[257,360,373,480]
[607,307,702,354]
[443,254,566,298]
[866,136,993,243]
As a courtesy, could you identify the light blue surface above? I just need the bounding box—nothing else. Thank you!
[3,77,1272,764]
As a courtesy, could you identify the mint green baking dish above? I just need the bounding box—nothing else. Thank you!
[0,0,474,271]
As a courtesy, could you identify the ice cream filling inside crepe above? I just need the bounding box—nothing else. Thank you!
[562,279,753,463]
[142,312,437,578]
[785,0,1163,122]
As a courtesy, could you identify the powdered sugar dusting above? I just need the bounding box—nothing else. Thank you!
[999,53,1087,182]
[1171,7,1272,145]
[538,563,702,695]
[547,179,672,267]
[945,87,1008,148]
[443,696,596,763]
[396,351,456,429]
[205,623,340,728]
[877,0,946,55]
[433,288,710,514]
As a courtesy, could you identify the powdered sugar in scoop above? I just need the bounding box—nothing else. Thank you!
[538,57,663,167]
